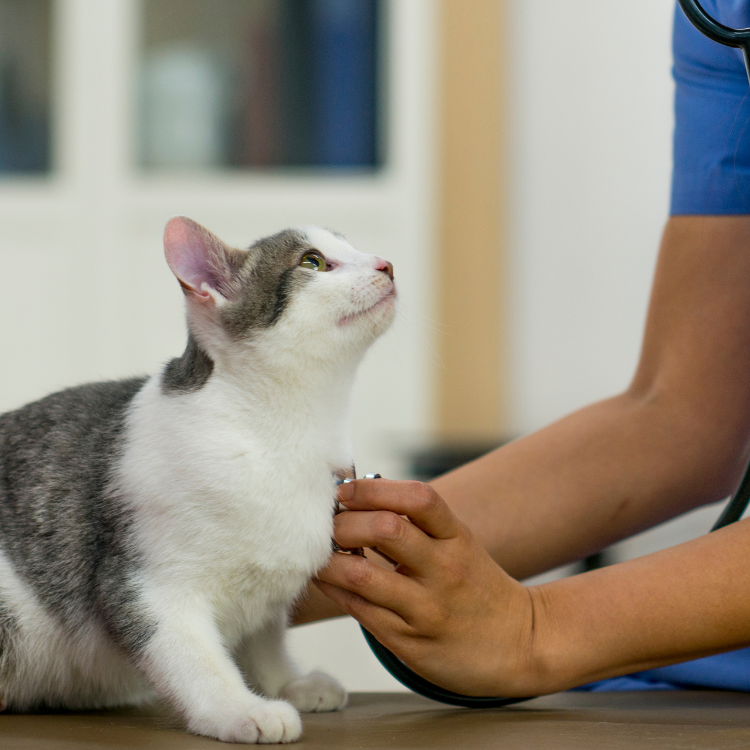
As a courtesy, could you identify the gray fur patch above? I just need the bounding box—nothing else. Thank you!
[0,378,156,656]
[0,600,17,677]
[161,335,214,395]
[269,267,296,326]
[221,229,314,337]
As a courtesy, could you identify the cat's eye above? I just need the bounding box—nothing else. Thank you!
[299,252,328,272]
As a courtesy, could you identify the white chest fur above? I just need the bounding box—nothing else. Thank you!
[114,374,347,622]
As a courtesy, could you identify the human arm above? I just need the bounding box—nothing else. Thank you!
[315,478,750,697]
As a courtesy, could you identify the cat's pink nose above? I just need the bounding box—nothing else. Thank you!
[376,259,394,281]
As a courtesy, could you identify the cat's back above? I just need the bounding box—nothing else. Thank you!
[0,377,148,499]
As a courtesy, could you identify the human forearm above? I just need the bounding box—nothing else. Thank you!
[527,517,750,692]
[433,389,740,580]
[297,385,741,624]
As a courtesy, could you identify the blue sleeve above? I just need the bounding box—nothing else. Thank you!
[671,0,750,215]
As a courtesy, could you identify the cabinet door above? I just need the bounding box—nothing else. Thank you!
[138,0,381,170]
[0,0,52,173]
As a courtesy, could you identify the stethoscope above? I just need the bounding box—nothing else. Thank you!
[350,0,750,709]
[679,0,750,84]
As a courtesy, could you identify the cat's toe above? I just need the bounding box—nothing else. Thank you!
[254,701,302,744]
[279,671,347,713]
[189,699,301,744]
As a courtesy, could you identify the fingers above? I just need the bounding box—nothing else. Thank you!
[312,579,411,645]
[333,509,435,574]
[316,551,423,621]
[337,480,461,540]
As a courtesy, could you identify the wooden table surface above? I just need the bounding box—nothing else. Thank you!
[3,690,750,749]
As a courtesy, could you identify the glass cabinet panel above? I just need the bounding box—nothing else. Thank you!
[0,0,51,174]
[138,0,381,170]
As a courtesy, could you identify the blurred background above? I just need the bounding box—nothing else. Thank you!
[0,0,721,690]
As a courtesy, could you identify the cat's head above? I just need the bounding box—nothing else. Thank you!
[163,216,396,369]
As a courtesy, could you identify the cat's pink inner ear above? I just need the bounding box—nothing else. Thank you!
[163,216,221,299]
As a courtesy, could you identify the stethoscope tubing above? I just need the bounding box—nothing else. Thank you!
[677,0,750,83]
[678,0,750,45]
[360,626,529,708]
[358,1,750,706]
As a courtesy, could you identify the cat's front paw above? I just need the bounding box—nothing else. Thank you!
[189,698,302,744]
[279,671,347,713]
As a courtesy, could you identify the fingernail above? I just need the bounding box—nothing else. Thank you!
[337,482,355,503]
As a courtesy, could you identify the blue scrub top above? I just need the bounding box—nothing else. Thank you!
[578,1,750,693]
[671,0,750,214]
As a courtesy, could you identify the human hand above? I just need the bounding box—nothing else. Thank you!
[314,479,543,697]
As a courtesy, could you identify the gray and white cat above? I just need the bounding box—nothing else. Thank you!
[0,217,396,743]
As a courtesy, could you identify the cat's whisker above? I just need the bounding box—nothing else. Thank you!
[389,307,447,370]
[396,310,446,338]
[395,299,450,333]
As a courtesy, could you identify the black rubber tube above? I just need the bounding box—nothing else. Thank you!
[677,0,750,85]
[360,627,531,708]
[712,460,750,531]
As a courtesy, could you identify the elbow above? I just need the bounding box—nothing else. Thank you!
[621,380,750,509]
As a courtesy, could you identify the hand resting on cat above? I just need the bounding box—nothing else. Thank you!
[0,217,396,743]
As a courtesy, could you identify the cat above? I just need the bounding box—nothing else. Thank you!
[0,216,396,743]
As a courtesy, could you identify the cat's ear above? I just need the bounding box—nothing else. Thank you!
[163,216,246,305]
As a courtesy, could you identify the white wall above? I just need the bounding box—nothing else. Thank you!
[509,0,674,433]
[507,0,724,561]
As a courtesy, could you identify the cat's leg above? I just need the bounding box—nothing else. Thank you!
[0,548,150,711]
[137,591,301,743]
[238,609,347,714]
